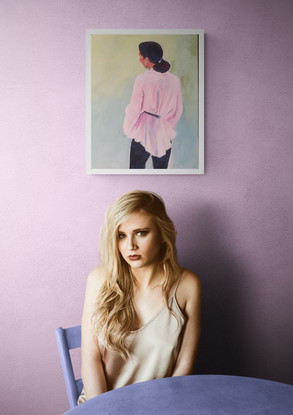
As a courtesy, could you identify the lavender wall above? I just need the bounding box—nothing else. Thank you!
[1,0,293,414]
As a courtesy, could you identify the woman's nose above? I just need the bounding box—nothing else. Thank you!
[128,236,137,250]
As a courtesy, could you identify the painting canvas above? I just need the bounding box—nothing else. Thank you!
[86,29,204,174]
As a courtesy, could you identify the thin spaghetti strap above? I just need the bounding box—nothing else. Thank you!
[171,270,184,297]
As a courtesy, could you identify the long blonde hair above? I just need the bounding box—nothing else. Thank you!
[92,190,180,358]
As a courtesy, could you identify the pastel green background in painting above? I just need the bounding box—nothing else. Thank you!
[90,34,199,169]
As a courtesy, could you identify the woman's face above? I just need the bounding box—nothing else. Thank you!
[138,51,154,69]
[138,51,146,66]
[117,209,162,271]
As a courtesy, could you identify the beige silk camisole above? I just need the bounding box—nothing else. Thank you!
[78,276,185,404]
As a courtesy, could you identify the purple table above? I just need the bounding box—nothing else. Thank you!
[63,375,293,415]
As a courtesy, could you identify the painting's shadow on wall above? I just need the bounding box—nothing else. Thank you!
[176,204,250,377]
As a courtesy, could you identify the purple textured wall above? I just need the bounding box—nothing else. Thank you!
[1,0,293,414]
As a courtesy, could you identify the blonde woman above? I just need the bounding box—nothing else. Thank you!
[78,190,201,403]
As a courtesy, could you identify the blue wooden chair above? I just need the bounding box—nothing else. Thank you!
[55,326,83,409]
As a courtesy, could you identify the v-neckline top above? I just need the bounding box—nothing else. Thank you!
[131,273,185,333]
[78,273,186,403]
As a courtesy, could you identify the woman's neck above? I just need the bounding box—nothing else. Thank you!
[132,264,164,290]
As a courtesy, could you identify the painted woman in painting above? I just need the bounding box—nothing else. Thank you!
[78,190,201,403]
[123,42,183,169]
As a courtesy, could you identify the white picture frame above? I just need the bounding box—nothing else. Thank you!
[86,29,204,174]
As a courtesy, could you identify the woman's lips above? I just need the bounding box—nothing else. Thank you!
[128,255,141,261]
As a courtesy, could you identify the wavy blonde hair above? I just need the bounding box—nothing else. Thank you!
[92,190,180,359]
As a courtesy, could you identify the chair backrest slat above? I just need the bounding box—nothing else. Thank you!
[55,326,83,409]
[76,378,83,396]
[66,325,81,350]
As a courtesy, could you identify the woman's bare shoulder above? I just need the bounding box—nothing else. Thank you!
[86,266,107,292]
[180,268,201,288]
[176,268,201,309]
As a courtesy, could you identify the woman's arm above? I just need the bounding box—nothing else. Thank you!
[123,75,144,136]
[172,269,202,376]
[81,267,108,399]
[167,76,183,129]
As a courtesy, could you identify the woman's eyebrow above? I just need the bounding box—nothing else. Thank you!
[118,227,150,233]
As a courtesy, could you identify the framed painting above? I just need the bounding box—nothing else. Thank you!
[86,29,204,174]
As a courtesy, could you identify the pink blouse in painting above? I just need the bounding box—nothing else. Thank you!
[123,68,183,158]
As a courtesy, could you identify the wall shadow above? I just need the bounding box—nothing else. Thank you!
[176,203,250,377]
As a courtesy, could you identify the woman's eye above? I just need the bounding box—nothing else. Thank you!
[137,231,148,236]
[118,233,126,239]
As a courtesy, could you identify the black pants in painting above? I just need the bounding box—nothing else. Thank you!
[129,139,171,169]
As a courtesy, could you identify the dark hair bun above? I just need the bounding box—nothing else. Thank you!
[139,41,171,73]
[154,59,171,73]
